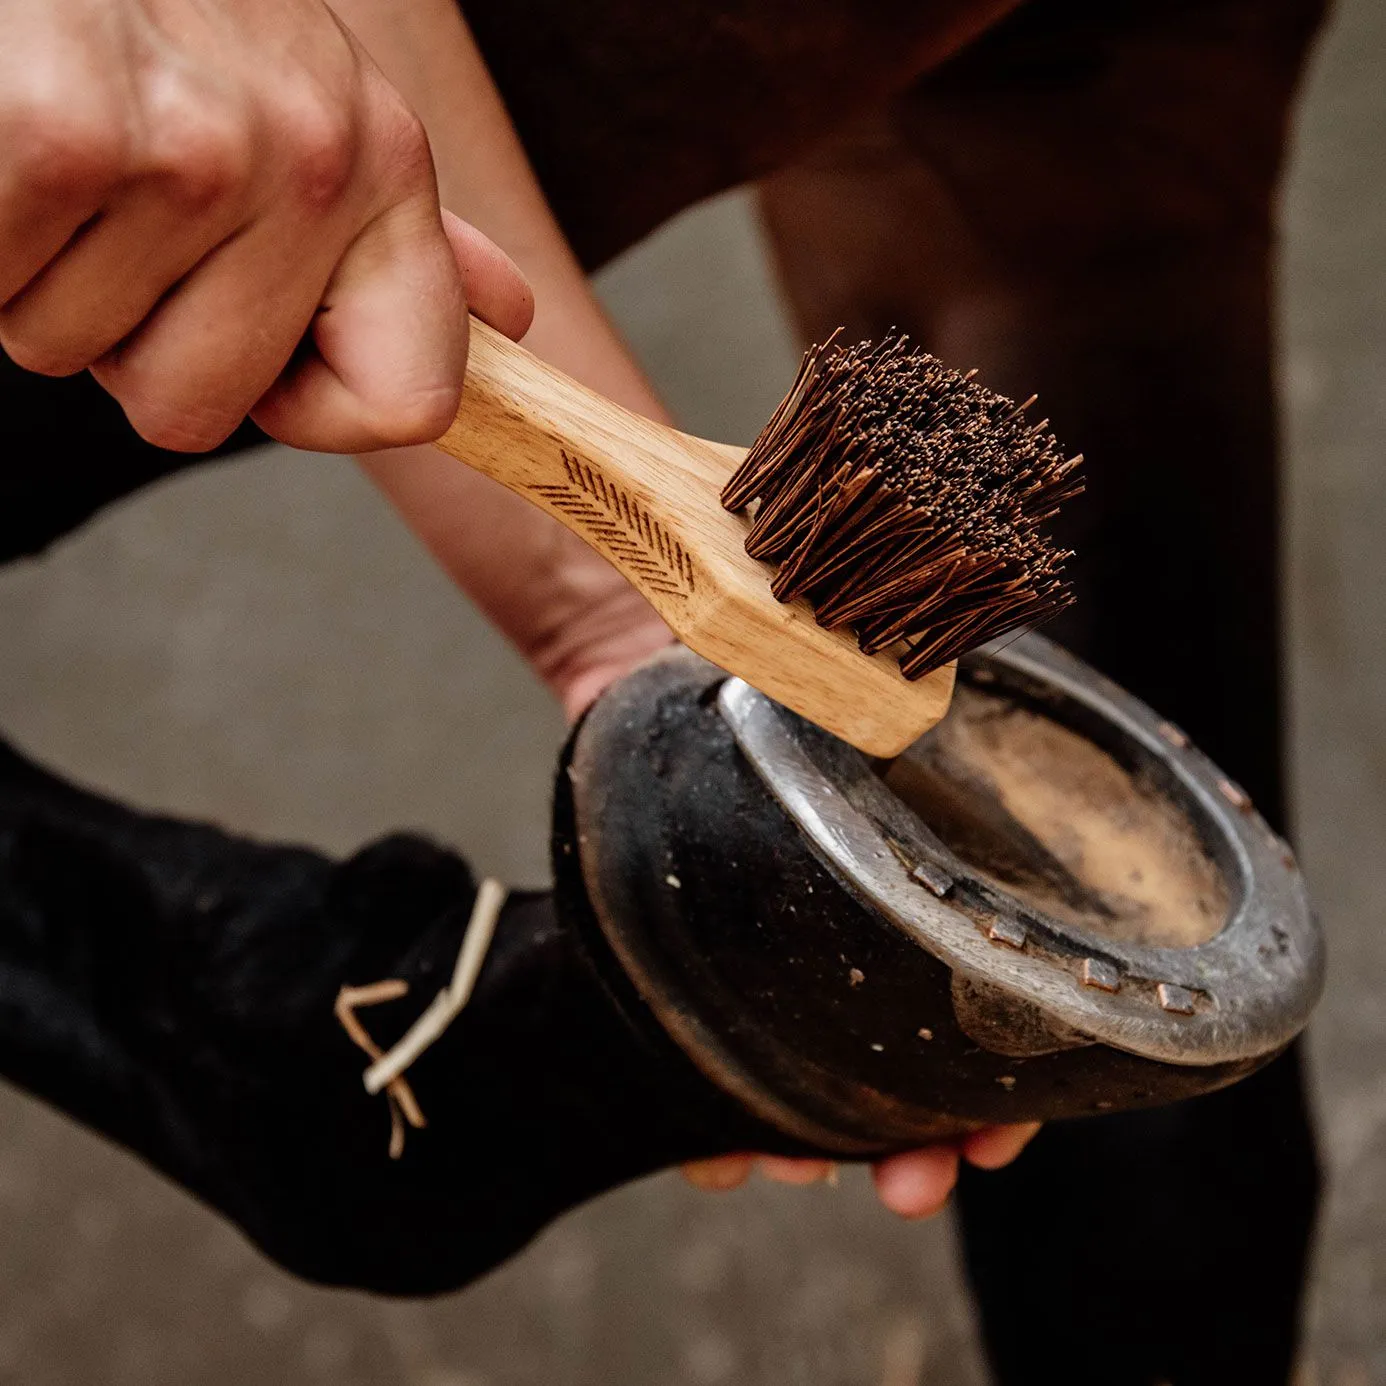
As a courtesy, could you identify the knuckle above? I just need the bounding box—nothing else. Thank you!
[1,93,127,196]
[0,319,84,377]
[279,89,360,211]
[2,339,66,377]
[114,375,238,453]
[131,406,236,454]
[144,89,253,212]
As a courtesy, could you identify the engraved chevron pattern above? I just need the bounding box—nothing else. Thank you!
[532,451,696,597]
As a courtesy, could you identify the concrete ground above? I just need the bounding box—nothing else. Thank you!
[0,1,1383,1382]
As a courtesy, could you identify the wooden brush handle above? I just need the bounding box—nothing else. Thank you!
[433,319,954,756]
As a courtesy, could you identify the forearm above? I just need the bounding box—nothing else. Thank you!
[330,0,671,704]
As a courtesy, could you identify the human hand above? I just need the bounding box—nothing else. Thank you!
[0,0,531,453]
[681,1125,1042,1218]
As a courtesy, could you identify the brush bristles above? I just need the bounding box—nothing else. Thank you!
[720,332,1083,680]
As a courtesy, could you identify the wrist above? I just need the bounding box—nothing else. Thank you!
[538,604,676,722]
[359,445,674,714]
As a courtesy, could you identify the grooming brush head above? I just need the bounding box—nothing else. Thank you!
[720,333,1083,680]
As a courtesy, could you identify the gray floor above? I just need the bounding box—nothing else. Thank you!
[0,2,1384,1381]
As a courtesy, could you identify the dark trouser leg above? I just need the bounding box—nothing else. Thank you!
[464,0,1021,270]
[758,1,1326,1379]
[957,1055,1318,1385]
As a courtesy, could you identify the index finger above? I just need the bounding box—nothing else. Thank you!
[439,208,534,341]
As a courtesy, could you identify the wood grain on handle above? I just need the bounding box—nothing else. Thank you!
[433,320,955,756]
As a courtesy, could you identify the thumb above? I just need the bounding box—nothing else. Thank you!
[251,191,469,453]
[251,205,534,453]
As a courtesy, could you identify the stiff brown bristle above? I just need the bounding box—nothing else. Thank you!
[720,332,1083,679]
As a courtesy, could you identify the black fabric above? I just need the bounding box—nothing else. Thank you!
[0,731,782,1293]
[957,1047,1319,1386]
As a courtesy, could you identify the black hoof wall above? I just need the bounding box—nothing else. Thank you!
[561,639,1322,1154]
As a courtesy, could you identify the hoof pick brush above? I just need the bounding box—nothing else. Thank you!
[433,320,1082,755]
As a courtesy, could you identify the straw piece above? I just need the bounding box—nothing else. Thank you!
[333,878,507,1158]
